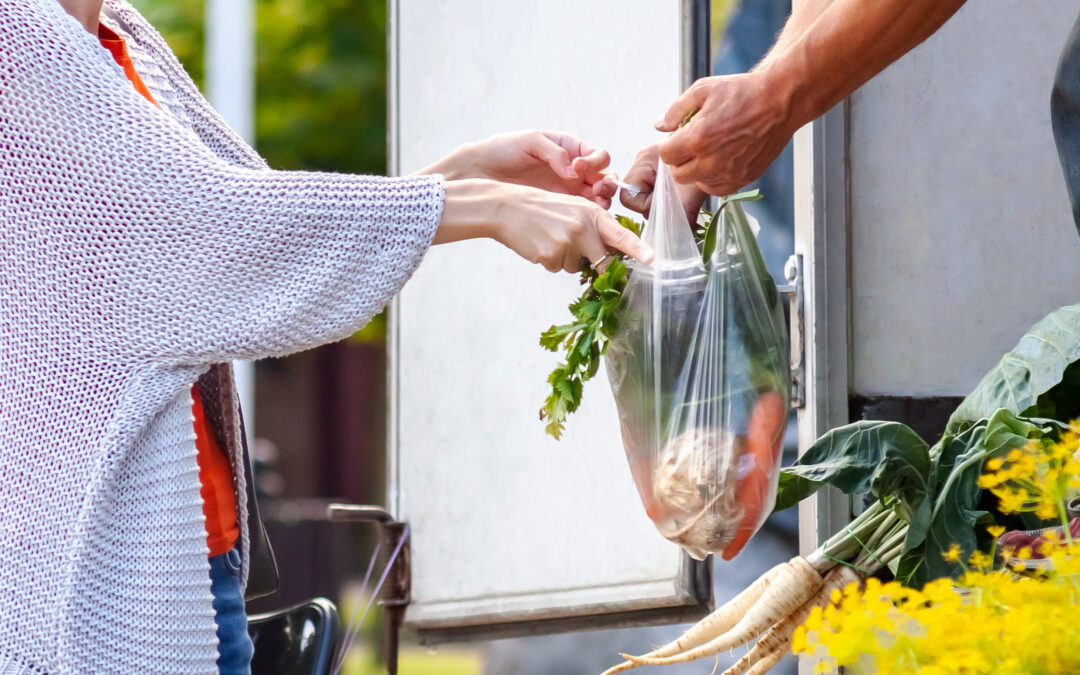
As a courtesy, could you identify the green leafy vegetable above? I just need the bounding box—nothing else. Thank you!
[773,303,1080,589]
[538,257,629,439]
[947,305,1080,434]
[700,189,763,264]
[539,193,770,439]
[774,421,930,512]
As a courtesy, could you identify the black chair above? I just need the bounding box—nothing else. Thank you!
[248,597,341,675]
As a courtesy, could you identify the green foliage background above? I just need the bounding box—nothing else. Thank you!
[129,0,387,175]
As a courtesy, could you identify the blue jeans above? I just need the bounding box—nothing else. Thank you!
[1052,10,1080,236]
[209,547,254,675]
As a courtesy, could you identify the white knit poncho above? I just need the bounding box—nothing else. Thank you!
[0,1,444,672]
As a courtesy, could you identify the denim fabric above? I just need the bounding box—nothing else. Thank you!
[209,547,254,675]
[1052,10,1080,237]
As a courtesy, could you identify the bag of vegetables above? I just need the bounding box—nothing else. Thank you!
[604,163,789,561]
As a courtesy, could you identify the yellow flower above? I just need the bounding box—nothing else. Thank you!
[968,550,993,570]
[797,538,1080,675]
[943,544,962,563]
[987,525,1006,538]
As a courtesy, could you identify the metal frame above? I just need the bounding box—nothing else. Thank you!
[408,556,712,645]
[382,0,720,646]
[792,101,853,556]
[682,0,711,89]
[327,505,410,675]
[792,101,853,673]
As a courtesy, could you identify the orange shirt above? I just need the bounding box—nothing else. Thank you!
[99,24,239,556]
[190,384,240,556]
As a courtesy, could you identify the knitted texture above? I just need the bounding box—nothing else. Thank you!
[0,1,444,672]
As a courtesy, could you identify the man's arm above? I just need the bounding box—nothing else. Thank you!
[655,0,967,196]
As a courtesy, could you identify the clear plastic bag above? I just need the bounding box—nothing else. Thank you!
[605,163,789,561]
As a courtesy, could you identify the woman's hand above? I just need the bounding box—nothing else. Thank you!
[420,131,618,208]
[619,144,708,222]
[436,179,653,273]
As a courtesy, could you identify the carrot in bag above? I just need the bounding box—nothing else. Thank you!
[722,391,786,560]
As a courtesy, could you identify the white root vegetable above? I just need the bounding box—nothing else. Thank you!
[653,427,745,559]
[621,556,824,667]
[744,649,783,675]
[600,562,785,675]
[721,565,863,675]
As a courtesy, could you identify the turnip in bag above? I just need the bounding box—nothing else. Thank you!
[605,163,789,561]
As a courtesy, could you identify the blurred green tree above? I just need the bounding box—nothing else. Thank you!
[129,0,386,175]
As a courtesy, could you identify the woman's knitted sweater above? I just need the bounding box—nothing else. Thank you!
[0,1,444,672]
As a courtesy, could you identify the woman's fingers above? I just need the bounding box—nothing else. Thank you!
[449,180,652,273]
[528,133,578,180]
[596,210,654,263]
[578,171,617,207]
[569,149,612,185]
[575,210,611,273]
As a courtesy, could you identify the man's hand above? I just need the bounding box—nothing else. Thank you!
[419,131,618,208]
[654,71,796,197]
[620,144,708,222]
[646,0,966,198]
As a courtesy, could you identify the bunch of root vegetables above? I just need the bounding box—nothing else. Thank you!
[604,499,905,674]
[602,304,1080,674]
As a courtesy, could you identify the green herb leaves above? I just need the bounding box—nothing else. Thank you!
[539,257,629,439]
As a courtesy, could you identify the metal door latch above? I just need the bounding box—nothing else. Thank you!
[776,254,805,408]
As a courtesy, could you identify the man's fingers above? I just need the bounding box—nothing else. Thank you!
[620,149,658,216]
[620,189,652,217]
[655,80,709,132]
[668,153,705,186]
[694,180,737,199]
[597,211,654,263]
[658,123,701,169]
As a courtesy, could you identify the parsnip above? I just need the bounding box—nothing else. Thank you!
[599,562,785,675]
[722,565,862,675]
[622,556,824,667]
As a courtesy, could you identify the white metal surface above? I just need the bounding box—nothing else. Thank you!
[206,0,256,436]
[388,0,710,638]
[848,1,1080,397]
[793,103,852,558]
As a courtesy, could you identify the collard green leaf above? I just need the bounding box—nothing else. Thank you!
[947,305,1080,434]
[872,433,933,527]
[774,420,929,512]
[895,410,1045,587]
[1023,361,1080,424]
[700,208,722,264]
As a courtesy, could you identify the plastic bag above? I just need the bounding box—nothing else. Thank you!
[605,163,789,561]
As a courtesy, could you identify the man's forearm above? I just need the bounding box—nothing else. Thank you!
[760,0,967,129]
[757,0,837,71]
